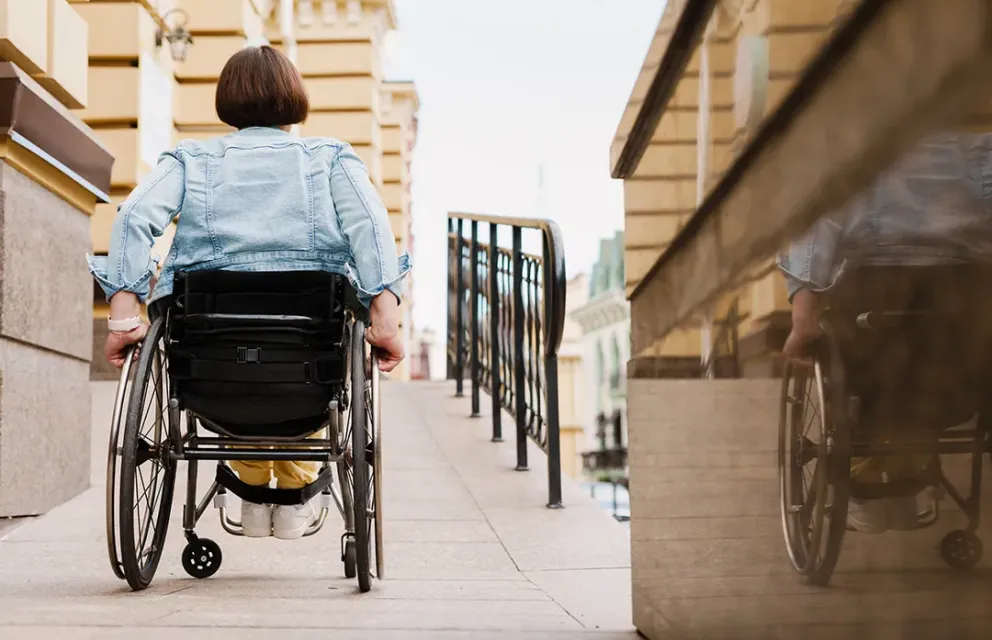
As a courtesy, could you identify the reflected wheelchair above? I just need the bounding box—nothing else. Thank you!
[779,266,992,586]
[105,270,383,592]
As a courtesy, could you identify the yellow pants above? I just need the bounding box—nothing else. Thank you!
[230,458,319,490]
[850,454,931,484]
[230,432,323,491]
[849,428,935,485]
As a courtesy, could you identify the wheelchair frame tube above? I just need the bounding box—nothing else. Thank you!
[184,459,198,532]
[191,437,336,449]
[181,449,334,462]
[849,439,992,456]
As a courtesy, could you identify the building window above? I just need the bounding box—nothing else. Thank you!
[610,335,622,391]
[596,341,605,411]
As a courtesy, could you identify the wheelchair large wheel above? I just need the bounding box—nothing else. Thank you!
[779,336,850,586]
[116,317,178,591]
[340,319,382,593]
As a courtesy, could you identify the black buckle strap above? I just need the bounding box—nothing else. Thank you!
[237,347,262,364]
[216,464,334,506]
[175,346,326,363]
[170,351,342,384]
[307,357,340,384]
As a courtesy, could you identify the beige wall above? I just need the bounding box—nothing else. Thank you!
[76,1,175,257]
[380,81,418,381]
[0,0,89,108]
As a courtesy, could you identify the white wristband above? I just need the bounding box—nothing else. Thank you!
[107,315,141,332]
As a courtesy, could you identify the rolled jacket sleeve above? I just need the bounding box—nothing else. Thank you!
[776,215,845,301]
[330,143,412,307]
[87,148,186,302]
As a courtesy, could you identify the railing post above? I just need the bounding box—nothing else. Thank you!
[469,221,481,417]
[542,236,563,508]
[512,226,528,471]
[446,217,454,380]
[454,217,465,397]
[489,223,503,442]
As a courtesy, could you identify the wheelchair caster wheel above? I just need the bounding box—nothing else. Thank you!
[940,530,982,570]
[343,538,357,579]
[182,538,222,579]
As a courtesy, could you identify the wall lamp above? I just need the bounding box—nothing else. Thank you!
[155,9,194,63]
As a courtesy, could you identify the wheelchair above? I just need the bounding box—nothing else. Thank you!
[104,270,384,593]
[779,265,992,586]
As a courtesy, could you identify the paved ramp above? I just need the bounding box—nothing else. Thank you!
[0,381,633,639]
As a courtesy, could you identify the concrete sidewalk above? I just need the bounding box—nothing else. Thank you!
[0,381,634,639]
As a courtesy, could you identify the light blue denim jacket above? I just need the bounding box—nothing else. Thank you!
[778,133,992,300]
[88,127,411,306]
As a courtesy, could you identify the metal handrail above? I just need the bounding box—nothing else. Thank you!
[449,212,568,356]
[446,212,567,508]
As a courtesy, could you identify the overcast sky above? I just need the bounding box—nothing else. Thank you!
[384,0,664,340]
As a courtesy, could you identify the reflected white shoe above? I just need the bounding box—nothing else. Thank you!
[846,497,887,534]
[241,502,273,538]
[273,502,316,540]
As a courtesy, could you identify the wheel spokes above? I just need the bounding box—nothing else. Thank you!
[129,348,172,572]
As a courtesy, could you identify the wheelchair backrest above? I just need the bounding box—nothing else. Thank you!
[824,264,992,429]
[167,270,355,438]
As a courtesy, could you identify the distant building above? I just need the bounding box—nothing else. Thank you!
[569,231,629,483]
[410,328,436,380]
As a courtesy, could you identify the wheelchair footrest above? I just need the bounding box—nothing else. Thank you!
[215,464,334,506]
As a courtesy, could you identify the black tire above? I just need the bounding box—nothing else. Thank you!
[941,530,983,570]
[350,319,372,593]
[779,329,849,586]
[182,538,223,579]
[370,350,384,580]
[118,317,178,591]
[343,538,357,579]
[106,345,139,581]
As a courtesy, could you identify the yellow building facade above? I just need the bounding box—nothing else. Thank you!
[80,0,419,380]
[612,0,856,376]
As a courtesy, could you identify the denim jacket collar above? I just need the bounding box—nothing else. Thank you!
[234,126,292,137]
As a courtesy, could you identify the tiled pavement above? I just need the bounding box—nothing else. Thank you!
[0,381,634,639]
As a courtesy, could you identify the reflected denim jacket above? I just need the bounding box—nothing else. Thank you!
[777,133,992,300]
[88,127,411,306]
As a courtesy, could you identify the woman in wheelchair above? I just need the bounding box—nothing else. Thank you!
[88,45,408,546]
[778,131,992,554]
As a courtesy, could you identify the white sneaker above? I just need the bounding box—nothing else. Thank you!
[241,502,273,538]
[272,502,316,540]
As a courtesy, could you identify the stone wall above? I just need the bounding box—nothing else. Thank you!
[0,164,92,516]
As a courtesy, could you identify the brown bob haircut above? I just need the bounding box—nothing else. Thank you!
[215,45,309,129]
